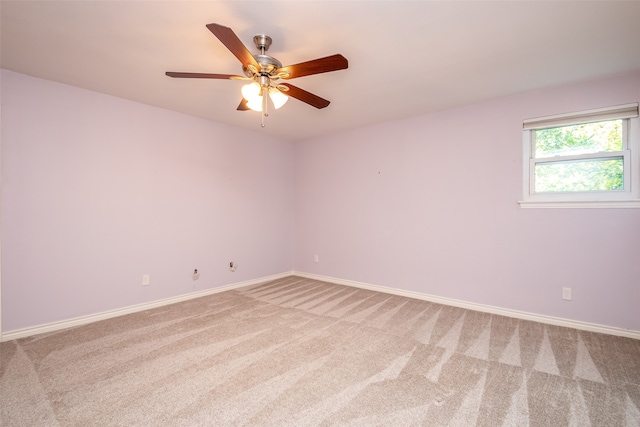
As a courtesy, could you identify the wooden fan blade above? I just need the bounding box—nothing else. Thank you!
[206,23,260,71]
[237,98,251,111]
[165,72,244,79]
[277,54,348,79]
[280,83,330,109]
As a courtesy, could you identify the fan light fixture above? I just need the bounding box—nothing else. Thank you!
[241,82,288,112]
[269,87,289,109]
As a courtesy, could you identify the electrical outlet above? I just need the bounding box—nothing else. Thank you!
[229,262,237,272]
[314,254,319,263]
[193,269,200,281]
[142,274,150,286]
[562,287,572,301]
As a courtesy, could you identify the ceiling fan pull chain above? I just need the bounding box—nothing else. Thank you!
[262,86,269,127]
[261,86,267,127]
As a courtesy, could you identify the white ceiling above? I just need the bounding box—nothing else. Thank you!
[2,1,640,142]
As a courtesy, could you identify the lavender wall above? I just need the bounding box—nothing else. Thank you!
[294,71,640,331]
[1,70,294,332]
[2,69,639,334]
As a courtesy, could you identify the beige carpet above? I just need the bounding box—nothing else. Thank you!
[1,276,639,426]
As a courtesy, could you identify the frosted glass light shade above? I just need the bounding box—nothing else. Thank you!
[246,97,263,112]
[241,82,261,102]
[269,88,288,109]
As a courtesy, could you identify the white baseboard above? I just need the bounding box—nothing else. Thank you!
[1,271,294,342]
[5,270,638,342]
[293,271,640,340]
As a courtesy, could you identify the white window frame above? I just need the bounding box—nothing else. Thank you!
[519,103,640,208]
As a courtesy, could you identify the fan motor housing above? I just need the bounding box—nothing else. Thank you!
[251,34,282,75]
[256,54,282,73]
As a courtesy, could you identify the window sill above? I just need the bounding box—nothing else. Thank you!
[518,200,640,209]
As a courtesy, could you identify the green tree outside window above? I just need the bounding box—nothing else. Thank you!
[534,120,624,192]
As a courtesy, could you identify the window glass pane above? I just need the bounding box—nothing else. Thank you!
[534,119,623,158]
[534,158,624,193]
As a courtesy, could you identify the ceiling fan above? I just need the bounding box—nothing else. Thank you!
[166,23,349,127]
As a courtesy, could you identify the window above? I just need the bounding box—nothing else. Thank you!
[520,103,640,208]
